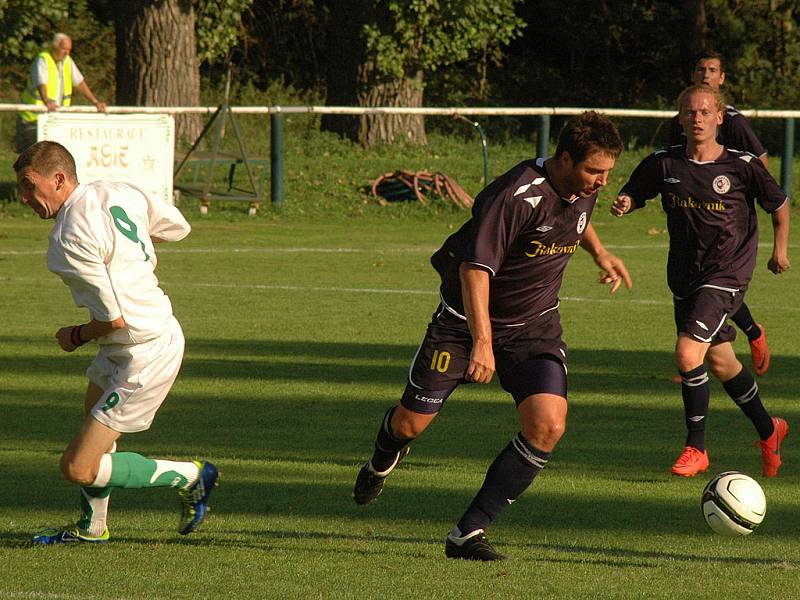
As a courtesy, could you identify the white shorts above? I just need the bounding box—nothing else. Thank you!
[87,316,185,433]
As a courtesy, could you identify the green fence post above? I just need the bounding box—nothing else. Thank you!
[781,117,794,198]
[537,115,550,158]
[270,112,284,207]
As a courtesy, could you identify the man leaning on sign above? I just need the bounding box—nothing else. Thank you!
[16,32,107,153]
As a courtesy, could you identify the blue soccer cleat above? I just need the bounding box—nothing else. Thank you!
[32,525,109,545]
[178,460,219,535]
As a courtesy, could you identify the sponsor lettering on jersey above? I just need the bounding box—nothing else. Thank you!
[666,192,725,212]
[525,239,581,258]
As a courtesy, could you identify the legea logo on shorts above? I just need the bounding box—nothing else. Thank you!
[414,394,443,405]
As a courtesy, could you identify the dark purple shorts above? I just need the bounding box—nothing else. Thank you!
[674,287,743,343]
[400,305,568,414]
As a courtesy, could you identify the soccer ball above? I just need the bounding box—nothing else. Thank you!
[701,471,766,536]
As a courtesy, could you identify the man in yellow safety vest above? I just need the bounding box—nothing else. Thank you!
[16,33,107,153]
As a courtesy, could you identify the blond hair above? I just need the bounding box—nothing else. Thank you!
[678,84,726,114]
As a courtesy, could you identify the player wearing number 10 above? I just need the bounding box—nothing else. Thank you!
[353,112,631,560]
[13,141,218,544]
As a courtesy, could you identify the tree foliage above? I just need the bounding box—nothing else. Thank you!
[2,0,800,149]
[0,0,69,63]
[363,0,525,82]
[196,0,253,65]
[0,0,253,102]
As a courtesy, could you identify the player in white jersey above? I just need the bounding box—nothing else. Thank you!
[13,141,218,544]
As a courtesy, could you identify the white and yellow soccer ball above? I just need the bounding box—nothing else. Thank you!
[701,471,766,536]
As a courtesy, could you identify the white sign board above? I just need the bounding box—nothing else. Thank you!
[38,113,175,204]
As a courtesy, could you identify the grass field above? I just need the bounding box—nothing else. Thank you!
[1,135,799,599]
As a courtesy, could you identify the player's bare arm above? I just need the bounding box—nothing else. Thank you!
[56,316,126,352]
[610,194,633,217]
[459,263,495,384]
[580,223,633,293]
[768,200,791,274]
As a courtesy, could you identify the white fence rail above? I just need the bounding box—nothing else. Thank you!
[2,104,797,205]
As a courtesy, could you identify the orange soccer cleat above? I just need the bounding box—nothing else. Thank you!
[750,324,771,376]
[757,417,789,478]
[671,446,709,477]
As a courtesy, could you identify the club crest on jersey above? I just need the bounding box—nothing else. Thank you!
[712,175,731,194]
[576,212,587,234]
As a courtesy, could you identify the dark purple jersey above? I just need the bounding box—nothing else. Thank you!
[431,158,596,326]
[620,146,786,297]
[668,105,767,157]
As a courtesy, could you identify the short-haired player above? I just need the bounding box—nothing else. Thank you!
[15,141,219,544]
[353,112,631,560]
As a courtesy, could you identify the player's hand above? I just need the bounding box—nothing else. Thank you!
[768,254,790,274]
[610,195,632,217]
[594,251,633,293]
[465,339,495,384]
[55,326,79,352]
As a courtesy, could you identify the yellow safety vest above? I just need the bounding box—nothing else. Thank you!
[20,51,73,122]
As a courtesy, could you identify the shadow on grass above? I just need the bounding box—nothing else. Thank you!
[2,454,799,540]
[2,334,798,546]
[516,541,797,569]
[1,523,796,571]
[2,335,799,393]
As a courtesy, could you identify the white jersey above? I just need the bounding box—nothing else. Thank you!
[47,181,191,345]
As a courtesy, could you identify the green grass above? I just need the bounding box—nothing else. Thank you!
[1,132,800,598]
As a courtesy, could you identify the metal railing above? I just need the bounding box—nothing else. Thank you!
[2,103,797,206]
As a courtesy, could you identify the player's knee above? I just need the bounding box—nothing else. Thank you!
[705,354,724,377]
[59,454,97,486]
[392,415,427,439]
[675,349,702,373]
[707,356,741,381]
[522,417,565,451]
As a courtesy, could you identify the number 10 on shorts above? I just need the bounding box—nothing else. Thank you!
[430,349,451,373]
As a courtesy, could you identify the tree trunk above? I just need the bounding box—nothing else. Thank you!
[115,0,201,146]
[358,66,426,148]
[320,0,364,140]
[681,0,707,83]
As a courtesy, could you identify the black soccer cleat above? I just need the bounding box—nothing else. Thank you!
[445,528,507,561]
[352,447,410,505]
